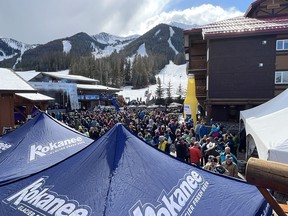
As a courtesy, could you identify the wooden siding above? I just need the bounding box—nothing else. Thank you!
[0,94,15,135]
[248,0,288,18]
[187,34,207,71]
[276,55,288,70]
[208,35,276,99]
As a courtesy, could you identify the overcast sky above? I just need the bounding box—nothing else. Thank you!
[0,0,252,44]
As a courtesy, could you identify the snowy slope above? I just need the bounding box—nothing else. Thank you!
[0,38,36,69]
[91,32,139,58]
[120,61,188,101]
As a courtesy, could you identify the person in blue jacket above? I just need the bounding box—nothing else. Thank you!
[199,122,208,138]
[209,124,220,138]
[220,146,238,165]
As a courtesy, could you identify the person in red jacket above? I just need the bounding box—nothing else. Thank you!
[189,141,202,166]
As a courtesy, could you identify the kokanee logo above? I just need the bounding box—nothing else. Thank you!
[0,141,12,153]
[129,170,204,216]
[29,137,85,161]
[3,177,92,216]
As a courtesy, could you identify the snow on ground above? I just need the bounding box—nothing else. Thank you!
[13,61,188,104]
[119,61,188,102]
[137,43,148,57]
[168,27,178,55]
[62,40,72,54]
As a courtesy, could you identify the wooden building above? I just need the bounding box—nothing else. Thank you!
[0,69,37,134]
[17,70,121,111]
[184,0,288,122]
[14,93,54,120]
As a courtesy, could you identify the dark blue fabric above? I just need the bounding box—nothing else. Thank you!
[0,123,272,216]
[111,97,120,111]
[0,112,93,185]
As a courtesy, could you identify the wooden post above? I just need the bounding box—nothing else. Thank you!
[246,157,288,215]
[246,157,288,193]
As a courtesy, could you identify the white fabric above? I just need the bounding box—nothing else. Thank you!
[240,88,288,164]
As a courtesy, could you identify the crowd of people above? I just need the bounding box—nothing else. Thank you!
[51,106,240,178]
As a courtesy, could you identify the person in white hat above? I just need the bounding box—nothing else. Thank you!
[205,141,219,158]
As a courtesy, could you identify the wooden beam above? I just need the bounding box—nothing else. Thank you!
[279,204,288,213]
[246,157,288,193]
[246,158,288,216]
[257,187,286,216]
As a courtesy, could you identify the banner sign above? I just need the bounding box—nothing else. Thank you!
[30,82,79,110]
[184,104,192,114]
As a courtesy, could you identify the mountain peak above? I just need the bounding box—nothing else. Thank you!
[0,38,35,50]
[168,21,198,30]
[0,21,189,70]
[91,32,139,45]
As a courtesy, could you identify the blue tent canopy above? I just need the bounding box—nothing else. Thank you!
[0,112,93,185]
[0,123,271,216]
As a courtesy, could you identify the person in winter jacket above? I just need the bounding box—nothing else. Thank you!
[158,136,167,152]
[189,141,202,166]
[222,154,238,178]
[199,122,208,138]
[176,137,189,162]
[209,124,220,138]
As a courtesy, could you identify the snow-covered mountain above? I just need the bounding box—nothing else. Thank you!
[0,32,139,66]
[169,21,198,30]
[91,32,139,45]
[90,32,139,58]
[0,38,35,51]
[0,22,187,71]
[0,38,36,69]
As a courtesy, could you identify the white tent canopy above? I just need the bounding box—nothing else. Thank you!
[240,88,288,163]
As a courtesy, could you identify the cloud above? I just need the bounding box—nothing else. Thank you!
[131,4,244,35]
[0,1,243,44]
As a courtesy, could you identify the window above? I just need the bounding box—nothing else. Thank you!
[275,71,288,84]
[276,39,288,50]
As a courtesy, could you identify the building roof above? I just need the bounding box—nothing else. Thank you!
[16,71,41,82]
[244,0,266,17]
[15,93,55,101]
[201,15,288,38]
[0,68,36,93]
[77,84,121,92]
[42,72,99,83]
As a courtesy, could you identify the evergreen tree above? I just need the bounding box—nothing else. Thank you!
[166,80,173,104]
[98,59,104,84]
[176,83,184,103]
[155,77,165,105]
[131,55,149,89]
[118,57,125,87]
[124,59,131,85]
[89,57,98,79]
[174,53,186,65]
[104,60,112,86]
[131,56,139,88]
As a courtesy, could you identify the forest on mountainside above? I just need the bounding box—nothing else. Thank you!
[0,24,186,89]
[69,51,185,89]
